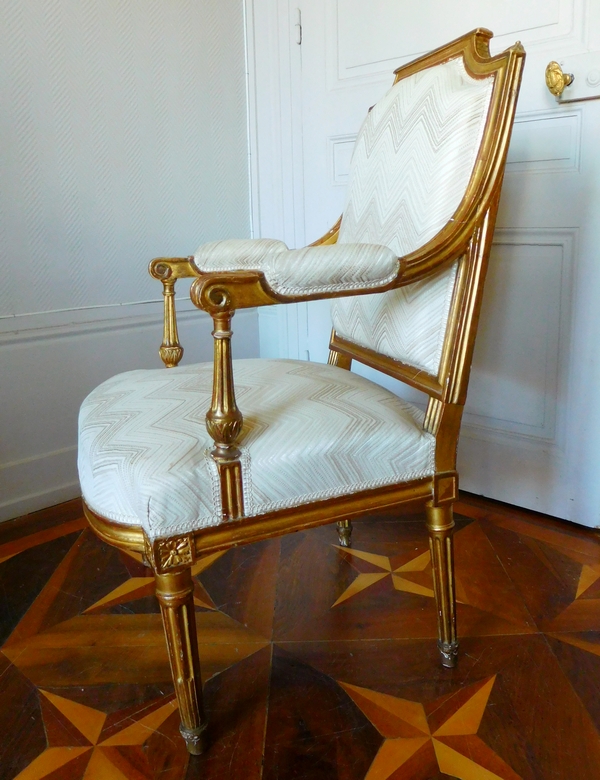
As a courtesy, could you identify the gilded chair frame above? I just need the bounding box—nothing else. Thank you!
[83,28,525,755]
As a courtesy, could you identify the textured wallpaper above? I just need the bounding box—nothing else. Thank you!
[0,0,250,317]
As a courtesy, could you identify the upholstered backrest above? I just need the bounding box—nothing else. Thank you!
[332,56,495,376]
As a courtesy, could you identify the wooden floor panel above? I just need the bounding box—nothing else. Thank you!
[2,496,600,778]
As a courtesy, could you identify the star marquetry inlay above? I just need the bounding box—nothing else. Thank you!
[340,676,522,779]
[332,545,440,607]
[15,690,179,779]
[82,550,226,613]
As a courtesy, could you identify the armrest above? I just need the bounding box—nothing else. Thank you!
[148,238,401,371]
[193,238,400,297]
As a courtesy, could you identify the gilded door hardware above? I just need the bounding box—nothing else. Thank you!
[545,61,574,98]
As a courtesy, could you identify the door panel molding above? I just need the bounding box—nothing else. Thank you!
[506,109,582,173]
[327,0,586,88]
[463,228,576,448]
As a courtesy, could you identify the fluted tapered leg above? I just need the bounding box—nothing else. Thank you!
[426,504,458,668]
[155,567,207,755]
[336,519,353,547]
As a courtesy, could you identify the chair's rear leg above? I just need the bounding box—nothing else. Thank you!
[425,504,458,668]
[336,519,353,547]
[155,567,208,755]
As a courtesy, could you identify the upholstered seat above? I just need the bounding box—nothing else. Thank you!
[79,359,435,539]
[78,30,525,756]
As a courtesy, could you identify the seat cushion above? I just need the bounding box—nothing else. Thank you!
[78,359,435,540]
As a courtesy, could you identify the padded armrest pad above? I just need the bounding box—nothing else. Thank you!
[193,238,400,296]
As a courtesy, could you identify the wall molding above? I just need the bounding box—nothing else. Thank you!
[328,134,358,185]
[0,300,204,346]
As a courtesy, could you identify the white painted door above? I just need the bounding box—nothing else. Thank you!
[249,0,600,526]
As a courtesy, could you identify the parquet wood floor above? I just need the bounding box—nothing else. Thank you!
[2,495,600,779]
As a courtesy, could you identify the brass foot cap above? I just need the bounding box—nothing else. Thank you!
[181,722,208,756]
[438,640,459,668]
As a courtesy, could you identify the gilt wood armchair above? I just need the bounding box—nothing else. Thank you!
[78,29,525,755]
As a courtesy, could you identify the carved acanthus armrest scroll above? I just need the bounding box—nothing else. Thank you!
[149,257,198,368]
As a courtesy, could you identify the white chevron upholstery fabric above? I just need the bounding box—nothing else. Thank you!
[193,239,399,296]
[338,57,493,256]
[78,359,435,539]
[194,238,288,269]
[333,56,493,374]
[332,261,459,374]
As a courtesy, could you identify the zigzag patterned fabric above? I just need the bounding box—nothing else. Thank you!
[332,261,458,374]
[78,359,435,539]
[333,57,494,374]
[193,238,400,297]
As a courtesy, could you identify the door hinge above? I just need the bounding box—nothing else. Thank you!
[295,9,302,45]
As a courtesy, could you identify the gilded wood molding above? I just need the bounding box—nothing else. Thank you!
[84,477,435,563]
[309,216,342,246]
[329,331,444,399]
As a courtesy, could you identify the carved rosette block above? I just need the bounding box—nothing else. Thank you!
[426,504,458,668]
[154,567,207,755]
[206,310,245,521]
[158,536,194,569]
[144,532,196,574]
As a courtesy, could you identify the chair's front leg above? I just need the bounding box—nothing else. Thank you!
[425,504,458,668]
[336,519,353,547]
[154,567,208,755]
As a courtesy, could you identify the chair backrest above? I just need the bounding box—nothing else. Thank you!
[330,29,524,407]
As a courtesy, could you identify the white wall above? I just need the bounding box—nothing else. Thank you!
[0,0,257,521]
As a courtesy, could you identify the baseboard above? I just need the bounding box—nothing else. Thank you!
[0,482,81,524]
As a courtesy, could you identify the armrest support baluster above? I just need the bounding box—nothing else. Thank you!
[206,311,244,521]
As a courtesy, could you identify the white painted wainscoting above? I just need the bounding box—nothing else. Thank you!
[0,304,259,522]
